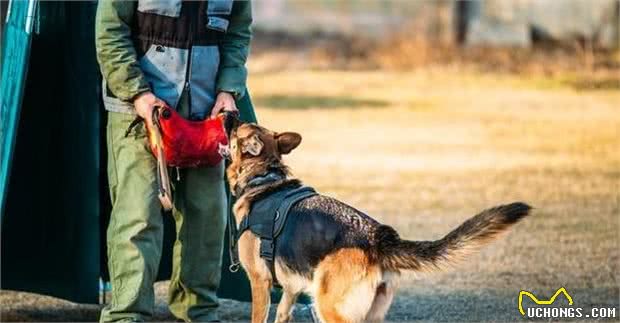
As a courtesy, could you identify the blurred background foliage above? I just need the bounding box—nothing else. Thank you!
[250,0,619,86]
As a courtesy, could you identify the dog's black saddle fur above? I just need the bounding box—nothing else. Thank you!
[237,185,318,285]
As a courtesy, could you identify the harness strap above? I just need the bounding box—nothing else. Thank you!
[228,171,284,274]
[235,186,317,287]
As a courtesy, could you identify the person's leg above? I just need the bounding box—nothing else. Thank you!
[100,112,164,322]
[168,162,228,322]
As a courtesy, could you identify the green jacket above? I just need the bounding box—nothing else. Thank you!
[95,0,252,115]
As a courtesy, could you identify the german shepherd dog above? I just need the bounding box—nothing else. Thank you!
[225,122,532,323]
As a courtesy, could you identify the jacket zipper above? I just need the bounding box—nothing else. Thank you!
[184,4,195,117]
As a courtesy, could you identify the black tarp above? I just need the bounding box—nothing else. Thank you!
[1,1,102,303]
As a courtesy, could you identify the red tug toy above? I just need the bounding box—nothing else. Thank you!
[125,105,232,211]
[149,105,229,168]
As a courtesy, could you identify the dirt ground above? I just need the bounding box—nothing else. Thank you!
[2,67,619,321]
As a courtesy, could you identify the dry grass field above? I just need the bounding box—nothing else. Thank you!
[1,67,618,321]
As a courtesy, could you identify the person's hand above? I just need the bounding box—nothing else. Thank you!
[211,92,238,118]
[133,91,166,127]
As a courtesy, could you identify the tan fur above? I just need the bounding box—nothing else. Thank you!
[312,249,385,323]
[241,134,264,156]
[238,231,272,323]
[365,272,399,322]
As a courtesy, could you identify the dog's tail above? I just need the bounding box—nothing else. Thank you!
[375,202,532,272]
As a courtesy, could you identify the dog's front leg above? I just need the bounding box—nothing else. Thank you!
[250,278,271,323]
[238,232,272,323]
[275,289,299,323]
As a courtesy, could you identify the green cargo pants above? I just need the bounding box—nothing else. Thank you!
[100,99,227,322]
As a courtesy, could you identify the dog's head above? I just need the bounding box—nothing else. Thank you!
[229,122,302,163]
[225,120,302,190]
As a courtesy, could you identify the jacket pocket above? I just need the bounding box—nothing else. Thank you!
[139,44,188,109]
[137,0,182,18]
[188,45,220,119]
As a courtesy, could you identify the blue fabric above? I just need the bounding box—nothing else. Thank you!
[0,0,35,217]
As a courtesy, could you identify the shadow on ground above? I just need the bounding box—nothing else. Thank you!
[254,94,389,110]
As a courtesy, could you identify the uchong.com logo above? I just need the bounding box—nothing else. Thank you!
[518,287,617,319]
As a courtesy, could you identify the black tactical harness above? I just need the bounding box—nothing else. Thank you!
[229,174,317,287]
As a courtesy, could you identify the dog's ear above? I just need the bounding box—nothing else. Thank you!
[275,132,302,155]
[241,134,264,156]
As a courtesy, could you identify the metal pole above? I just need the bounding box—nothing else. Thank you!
[5,0,13,24]
[25,0,37,34]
